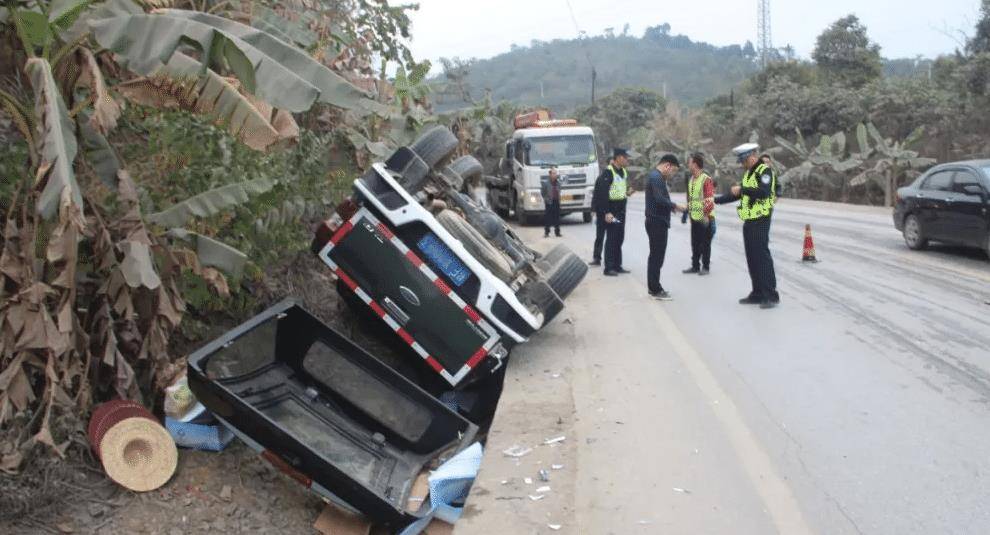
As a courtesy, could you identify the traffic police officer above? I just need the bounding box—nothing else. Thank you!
[719,143,780,308]
[592,148,634,275]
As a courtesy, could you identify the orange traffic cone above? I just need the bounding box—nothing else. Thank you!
[802,224,819,262]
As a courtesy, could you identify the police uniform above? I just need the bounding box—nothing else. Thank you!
[592,150,631,273]
[728,144,780,308]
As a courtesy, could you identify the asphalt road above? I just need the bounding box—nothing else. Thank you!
[458,195,990,535]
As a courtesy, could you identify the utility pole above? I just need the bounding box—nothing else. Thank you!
[591,67,597,106]
[757,0,772,68]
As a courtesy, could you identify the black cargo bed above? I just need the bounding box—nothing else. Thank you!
[187,299,478,528]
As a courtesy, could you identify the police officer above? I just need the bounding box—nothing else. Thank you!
[720,143,780,309]
[592,148,634,275]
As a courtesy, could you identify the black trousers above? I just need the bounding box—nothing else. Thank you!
[604,207,626,271]
[592,213,606,261]
[645,219,670,293]
[742,217,777,299]
[690,219,715,270]
[544,201,561,235]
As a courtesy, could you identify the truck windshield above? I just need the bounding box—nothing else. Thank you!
[526,136,597,167]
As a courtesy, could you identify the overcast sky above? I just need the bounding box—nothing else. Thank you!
[406,0,980,68]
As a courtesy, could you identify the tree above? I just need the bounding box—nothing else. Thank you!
[968,0,990,55]
[812,15,883,88]
[850,123,936,206]
[575,87,666,154]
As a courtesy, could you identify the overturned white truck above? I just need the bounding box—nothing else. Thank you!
[312,126,589,388]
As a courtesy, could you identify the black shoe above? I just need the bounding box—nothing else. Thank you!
[682,267,700,274]
[616,268,630,274]
[771,291,780,303]
[760,299,778,309]
[652,290,673,301]
[739,296,762,305]
[604,270,618,277]
[699,268,710,276]
[589,260,602,266]
[555,233,562,238]
[544,233,550,238]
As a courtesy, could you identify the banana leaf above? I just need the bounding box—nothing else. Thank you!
[26,58,82,219]
[166,228,247,277]
[250,6,317,48]
[147,176,276,229]
[79,116,120,187]
[49,0,91,30]
[115,52,296,151]
[91,13,320,112]
[152,9,384,114]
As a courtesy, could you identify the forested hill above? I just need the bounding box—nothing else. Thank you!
[433,24,762,112]
[431,24,933,113]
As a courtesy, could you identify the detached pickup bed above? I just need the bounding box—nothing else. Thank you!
[186,299,478,529]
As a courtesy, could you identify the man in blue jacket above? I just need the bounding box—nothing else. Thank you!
[644,154,686,300]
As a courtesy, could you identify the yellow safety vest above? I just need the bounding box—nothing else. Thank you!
[738,163,776,221]
[608,165,628,201]
[688,172,714,222]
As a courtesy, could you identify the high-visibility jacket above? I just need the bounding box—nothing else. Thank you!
[738,163,776,221]
[688,172,714,222]
[607,165,628,201]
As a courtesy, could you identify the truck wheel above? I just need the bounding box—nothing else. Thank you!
[903,214,928,250]
[545,249,588,300]
[583,212,592,223]
[449,155,483,185]
[410,126,459,170]
[540,243,572,267]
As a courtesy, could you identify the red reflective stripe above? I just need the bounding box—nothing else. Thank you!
[368,301,387,318]
[261,450,311,488]
[463,306,481,323]
[466,348,488,369]
[376,222,394,240]
[433,279,452,295]
[405,250,423,267]
[335,269,358,291]
[424,357,444,373]
[396,328,415,345]
[329,221,354,245]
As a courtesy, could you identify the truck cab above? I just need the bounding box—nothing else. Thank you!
[488,113,599,225]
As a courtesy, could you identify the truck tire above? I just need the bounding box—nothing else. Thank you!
[540,243,573,267]
[449,155,483,185]
[410,126,459,170]
[436,210,515,282]
[545,249,588,300]
[583,212,592,223]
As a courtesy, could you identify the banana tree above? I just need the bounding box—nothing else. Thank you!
[850,123,936,207]
[0,0,381,470]
[775,128,865,201]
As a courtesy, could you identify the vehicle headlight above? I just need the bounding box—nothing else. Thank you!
[526,192,543,208]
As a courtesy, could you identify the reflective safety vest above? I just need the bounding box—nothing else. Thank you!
[608,165,629,201]
[738,163,776,221]
[688,172,714,222]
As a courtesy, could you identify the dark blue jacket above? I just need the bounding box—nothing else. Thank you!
[645,169,676,226]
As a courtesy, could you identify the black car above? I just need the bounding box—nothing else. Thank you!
[894,161,990,257]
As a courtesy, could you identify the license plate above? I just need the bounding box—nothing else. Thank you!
[561,194,576,202]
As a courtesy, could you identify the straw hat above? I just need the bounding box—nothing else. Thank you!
[88,400,178,492]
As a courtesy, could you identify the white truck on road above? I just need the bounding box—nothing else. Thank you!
[487,111,599,225]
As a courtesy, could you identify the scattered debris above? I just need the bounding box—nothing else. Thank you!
[544,436,566,445]
[503,445,533,458]
[548,523,562,530]
[87,400,178,493]
[535,486,551,493]
[637,520,654,525]
[551,464,564,470]
[219,485,232,501]
[528,494,545,501]
[538,469,550,482]
[313,502,371,535]
[524,478,533,485]
[672,487,692,494]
